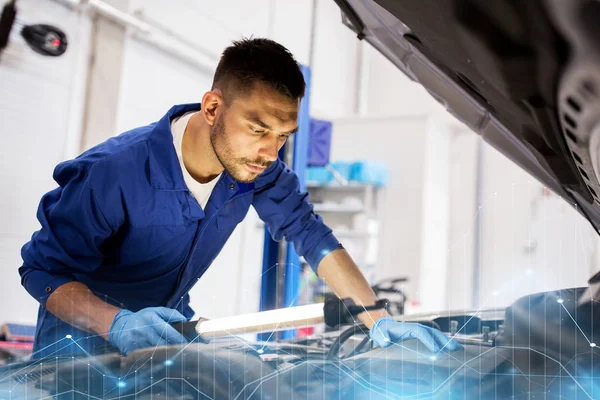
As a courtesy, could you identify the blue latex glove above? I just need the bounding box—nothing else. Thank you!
[370,317,462,353]
[108,307,189,355]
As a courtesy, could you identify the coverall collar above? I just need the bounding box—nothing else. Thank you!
[147,103,200,191]
[147,103,254,195]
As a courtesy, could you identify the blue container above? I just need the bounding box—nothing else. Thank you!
[330,161,353,181]
[307,119,333,167]
[306,166,333,184]
[350,161,389,186]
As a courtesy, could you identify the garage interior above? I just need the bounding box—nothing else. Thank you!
[0,0,599,397]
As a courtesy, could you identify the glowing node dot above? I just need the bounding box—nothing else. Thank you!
[117,381,126,388]
[525,269,534,275]
[557,298,564,304]
[66,334,72,339]
[429,355,437,361]
[591,343,597,348]
[492,291,499,297]
[164,360,173,366]
[257,349,264,354]
[384,337,390,342]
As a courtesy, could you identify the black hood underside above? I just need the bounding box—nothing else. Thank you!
[335,0,600,234]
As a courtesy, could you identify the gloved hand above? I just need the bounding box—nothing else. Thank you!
[108,307,189,355]
[370,317,462,353]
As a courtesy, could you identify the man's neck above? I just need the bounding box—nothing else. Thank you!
[181,112,224,184]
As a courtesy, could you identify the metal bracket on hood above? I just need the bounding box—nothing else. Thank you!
[333,0,366,40]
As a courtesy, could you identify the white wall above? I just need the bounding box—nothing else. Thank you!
[80,2,130,151]
[116,38,214,132]
[446,129,598,311]
[446,132,478,311]
[310,0,360,117]
[0,0,91,323]
[365,43,442,116]
[477,140,596,308]
[417,118,451,312]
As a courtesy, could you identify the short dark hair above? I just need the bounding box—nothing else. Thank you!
[212,38,305,104]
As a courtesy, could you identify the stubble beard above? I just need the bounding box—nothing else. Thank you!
[210,114,270,183]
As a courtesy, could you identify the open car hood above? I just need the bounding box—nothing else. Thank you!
[334,0,600,234]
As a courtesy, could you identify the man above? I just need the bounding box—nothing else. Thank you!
[20,38,460,359]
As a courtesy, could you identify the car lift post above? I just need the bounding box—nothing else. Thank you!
[259,65,311,341]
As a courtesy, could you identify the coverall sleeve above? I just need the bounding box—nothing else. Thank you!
[19,160,118,307]
[252,160,341,272]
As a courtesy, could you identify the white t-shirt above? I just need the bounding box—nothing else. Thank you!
[171,111,221,209]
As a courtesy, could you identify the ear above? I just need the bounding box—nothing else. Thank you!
[201,89,224,126]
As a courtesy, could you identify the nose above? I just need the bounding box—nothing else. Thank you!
[258,136,280,163]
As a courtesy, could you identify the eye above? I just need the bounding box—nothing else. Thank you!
[279,134,290,140]
[251,127,266,135]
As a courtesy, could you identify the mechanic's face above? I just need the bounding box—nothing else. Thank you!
[211,83,299,183]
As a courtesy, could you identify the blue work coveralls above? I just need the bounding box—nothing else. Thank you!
[19,103,341,359]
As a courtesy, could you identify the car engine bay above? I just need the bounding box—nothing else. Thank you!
[0,288,598,399]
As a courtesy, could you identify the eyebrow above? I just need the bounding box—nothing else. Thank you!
[245,113,299,135]
[270,108,298,122]
[245,113,272,130]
